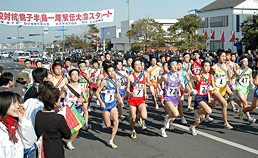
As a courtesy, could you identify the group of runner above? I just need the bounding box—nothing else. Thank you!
[17,50,258,149]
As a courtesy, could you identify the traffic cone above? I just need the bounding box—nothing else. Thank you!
[34,61,36,67]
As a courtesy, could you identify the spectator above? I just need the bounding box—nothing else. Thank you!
[0,72,14,92]
[35,87,71,158]
[205,53,213,64]
[0,91,37,158]
[246,50,254,68]
[7,72,29,101]
[234,38,243,57]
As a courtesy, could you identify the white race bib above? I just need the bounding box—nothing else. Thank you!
[151,75,158,81]
[200,85,208,95]
[92,78,98,83]
[133,84,144,97]
[195,68,201,75]
[239,76,249,86]
[104,89,115,103]
[215,74,226,87]
[167,87,178,96]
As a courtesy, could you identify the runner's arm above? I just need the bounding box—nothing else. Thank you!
[226,65,232,85]
[250,69,253,84]
[157,76,162,91]
[116,83,123,104]
[96,80,106,108]
[157,74,165,84]
[64,78,68,85]
[254,73,258,86]
[81,86,88,103]
[125,75,134,97]
[185,71,193,90]
[97,74,104,87]
[60,86,67,96]
[211,75,216,90]
[145,72,150,87]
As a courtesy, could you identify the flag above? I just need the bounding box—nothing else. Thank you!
[58,105,86,134]
[229,31,235,42]
[220,30,225,42]
[210,29,215,39]
[203,29,208,38]
[241,31,244,38]
[36,135,45,158]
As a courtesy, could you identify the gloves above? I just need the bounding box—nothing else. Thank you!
[209,85,214,91]
[251,83,256,89]
[190,89,197,96]
[159,90,164,96]
[180,83,185,90]
[231,85,237,91]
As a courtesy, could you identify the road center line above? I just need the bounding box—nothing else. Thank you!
[14,69,19,71]
[7,67,10,69]
[15,65,18,67]
[174,123,258,155]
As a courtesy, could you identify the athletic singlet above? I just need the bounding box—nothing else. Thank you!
[24,69,33,86]
[183,62,191,73]
[149,65,159,81]
[236,67,251,87]
[129,73,145,99]
[212,64,228,96]
[192,59,202,75]
[181,70,188,85]
[125,66,133,75]
[102,72,108,81]
[64,85,82,107]
[100,79,117,106]
[116,70,126,89]
[78,72,89,96]
[196,73,212,96]
[164,72,180,100]
[160,74,165,91]
[53,76,66,90]
[91,69,101,88]
[63,66,72,80]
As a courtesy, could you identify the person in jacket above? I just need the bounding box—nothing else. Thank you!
[0,91,37,158]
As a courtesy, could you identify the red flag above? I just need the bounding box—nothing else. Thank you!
[210,29,215,39]
[229,31,235,42]
[220,30,225,42]
[36,135,45,158]
[203,29,208,38]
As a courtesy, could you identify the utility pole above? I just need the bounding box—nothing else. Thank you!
[127,0,131,51]
[42,26,44,52]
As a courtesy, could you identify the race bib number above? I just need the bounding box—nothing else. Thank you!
[151,75,158,81]
[64,73,69,79]
[200,85,208,95]
[71,101,80,108]
[215,74,226,87]
[167,87,178,96]
[195,68,201,75]
[104,89,115,103]
[239,76,249,86]
[80,83,87,89]
[133,84,144,97]
[92,77,98,83]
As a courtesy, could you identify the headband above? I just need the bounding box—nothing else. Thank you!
[240,58,248,63]
[166,56,170,59]
[78,63,86,67]
[25,61,31,64]
[184,54,190,58]
[141,62,144,64]
[226,53,231,56]
[127,58,133,61]
[170,61,177,66]
[53,65,62,69]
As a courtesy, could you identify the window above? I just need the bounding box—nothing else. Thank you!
[236,15,240,32]
[210,40,224,51]
[201,18,208,28]
[210,16,228,27]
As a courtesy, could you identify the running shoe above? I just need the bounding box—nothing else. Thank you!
[81,124,91,131]
[119,115,126,122]
[181,117,187,124]
[224,123,233,130]
[238,107,244,120]
[88,106,91,112]
[160,128,168,138]
[204,116,214,123]
[189,125,197,136]
[137,112,142,126]
[131,130,137,139]
[194,110,200,123]
[248,117,256,125]
[155,104,159,110]
[169,123,174,130]
[164,115,170,129]
[187,107,194,112]
[108,141,118,149]
[102,120,107,129]
[67,142,75,150]
[233,108,238,113]
[227,94,234,103]
[142,122,147,130]
[96,100,100,107]
[145,104,148,107]
[93,95,97,99]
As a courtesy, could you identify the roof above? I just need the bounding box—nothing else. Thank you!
[201,0,246,11]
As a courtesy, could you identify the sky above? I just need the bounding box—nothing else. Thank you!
[0,0,214,44]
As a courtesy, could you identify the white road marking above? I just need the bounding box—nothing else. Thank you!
[7,67,10,69]
[14,69,19,71]
[174,123,258,155]
[0,64,4,66]
[15,65,18,67]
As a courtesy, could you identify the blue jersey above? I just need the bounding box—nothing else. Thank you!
[101,79,117,111]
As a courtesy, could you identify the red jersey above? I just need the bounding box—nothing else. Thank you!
[129,73,145,99]
[192,59,202,75]
[196,73,212,96]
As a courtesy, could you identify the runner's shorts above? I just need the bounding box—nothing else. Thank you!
[164,96,179,107]
[150,81,158,89]
[194,95,208,109]
[119,89,126,97]
[129,97,145,107]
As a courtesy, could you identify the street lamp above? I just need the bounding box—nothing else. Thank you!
[17,25,22,49]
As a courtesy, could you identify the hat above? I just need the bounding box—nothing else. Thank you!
[16,72,29,82]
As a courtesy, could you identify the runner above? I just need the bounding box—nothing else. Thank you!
[63,57,75,82]
[85,59,92,75]
[89,59,101,107]
[77,60,92,130]
[177,60,193,124]
[60,69,88,150]
[126,58,148,138]
[189,60,215,136]
[124,57,134,75]
[157,55,166,67]
[21,59,33,88]
[209,50,234,129]
[236,55,256,124]
[147,57,162,109]
[114,59,127,121]
[99,54,105,70]
[36,60,42,68]
[158,60,184,138]
[96,64,122,148]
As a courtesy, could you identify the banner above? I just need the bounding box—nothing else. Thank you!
[210,29,215,39]
[203,29,208,38]
[0,9,114,26]
[229,31,235,42]
[220,30,225,42]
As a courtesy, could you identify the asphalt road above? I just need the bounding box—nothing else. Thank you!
[1,58,258,158]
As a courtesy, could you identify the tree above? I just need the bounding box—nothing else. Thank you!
[126,18,166,51]
[241,15,258,50]
[167,14,208,50]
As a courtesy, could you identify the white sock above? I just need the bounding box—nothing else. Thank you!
[241,109,244,114]
[109,140,113,143]
[206,115,210,118]
[67,141,72,144]
[181,117,184,119]
[248,117,252,120]
[188,106,191,109]
[142,120,145,124]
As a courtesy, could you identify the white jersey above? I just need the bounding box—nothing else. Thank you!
[225,61,236,83]
[116,70,126,89]
[64,85,82,107]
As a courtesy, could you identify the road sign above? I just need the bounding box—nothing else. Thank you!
[29,34,43,36]
[7,37,24,39]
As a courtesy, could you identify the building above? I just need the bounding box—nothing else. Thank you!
[198,0,258,52]
[111,19,178,51]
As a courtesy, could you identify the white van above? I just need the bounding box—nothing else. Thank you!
[12,50,30,62]
[1,52,9,58]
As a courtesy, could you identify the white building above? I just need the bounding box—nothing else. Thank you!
[111,19,178,51]
[198,0,258,52]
